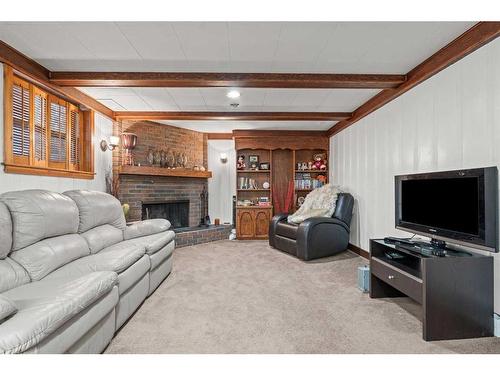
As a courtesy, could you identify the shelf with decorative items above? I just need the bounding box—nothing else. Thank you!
[293,149,329,212]
[235,148,273,239]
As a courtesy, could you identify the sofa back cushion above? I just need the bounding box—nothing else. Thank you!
[0,202,12,259]
[0,190,79,251]
[81,224,124,254]
[9,234,89,281]
[0,258,30,293]
[64,190,126,233]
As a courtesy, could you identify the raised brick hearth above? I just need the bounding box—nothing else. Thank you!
[175,225,233,248]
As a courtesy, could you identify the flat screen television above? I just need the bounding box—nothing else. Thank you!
[395,167,498,252]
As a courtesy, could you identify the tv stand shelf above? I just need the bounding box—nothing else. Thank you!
[369,239,493,341]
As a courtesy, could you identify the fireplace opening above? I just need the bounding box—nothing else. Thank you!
[142,200,189,229]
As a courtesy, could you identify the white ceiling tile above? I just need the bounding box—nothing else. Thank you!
[62,22,141,60]
[172,22,230,67]
[0,22,474,74]
[112,95,152,111]
[132,88,179,111]
[291,90,331,108]
[167,88,207,110]
[0,22,89,60]
[272,23,336,72]
[116,22,186,61]
[97,99,126,111]
[227,22,281,67]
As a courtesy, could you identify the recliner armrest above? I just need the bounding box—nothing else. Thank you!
[124,219,171,240]
[269,213,289,248]
[299,216,349,232]
[296,216,350,260]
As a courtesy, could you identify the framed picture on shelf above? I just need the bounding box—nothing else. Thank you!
[259,162,270,170]
[249,155,259,164]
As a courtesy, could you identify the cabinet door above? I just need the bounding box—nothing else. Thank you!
[237,209,255,238]
[254,209,271,238]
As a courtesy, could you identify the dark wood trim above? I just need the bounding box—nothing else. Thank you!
[3,164,95,180]
[232,130,328,138]
[0,40,49,82]
[119,165,212,179]
[49,72,406,89]
[348,243,369,259]
[207,133,234,140]
[114,111,350,121]
[327,22,500,137]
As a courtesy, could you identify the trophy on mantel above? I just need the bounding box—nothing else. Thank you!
[121,133,138,166]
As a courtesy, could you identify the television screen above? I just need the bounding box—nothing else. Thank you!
[401,177,479,235]
[395,167,498,252]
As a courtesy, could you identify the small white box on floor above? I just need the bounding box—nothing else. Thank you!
[357,265,370,293]
[494,313,500,337]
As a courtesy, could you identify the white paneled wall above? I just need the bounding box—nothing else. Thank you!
[330,38,500,312]
[0,63,113,193]
[207,140,236,224]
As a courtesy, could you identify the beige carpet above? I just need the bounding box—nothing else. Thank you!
[105,240,500,354]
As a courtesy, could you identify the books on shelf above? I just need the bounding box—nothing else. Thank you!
[238,177,260,190]
[294,173,325,190]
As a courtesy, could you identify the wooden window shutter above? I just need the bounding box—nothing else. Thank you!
[48,96,68,169]
[68,104,81,170]
[32,87,48,167]
[11,76,31,165]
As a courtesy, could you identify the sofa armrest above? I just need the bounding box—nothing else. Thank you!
[0,295,17,324]
[124,219,171,240]
[269,213,289,248]
[296,217,350,260]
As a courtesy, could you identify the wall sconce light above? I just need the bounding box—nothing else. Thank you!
[100,136,120,152]
[220,153,228,163]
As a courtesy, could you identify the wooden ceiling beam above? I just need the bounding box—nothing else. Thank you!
[114,111,350,121]
[327,22,500,137]
[49,72,406,89]
[206,133,234,140]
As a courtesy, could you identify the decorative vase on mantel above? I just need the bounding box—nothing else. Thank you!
[166,151,175,168]
[146,149,154,166]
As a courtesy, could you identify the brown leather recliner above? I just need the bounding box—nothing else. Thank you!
[269,193,354,260]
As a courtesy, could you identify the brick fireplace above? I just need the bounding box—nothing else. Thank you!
[118,175,207,225]
[114,120,209,226]
[113,120,232,245]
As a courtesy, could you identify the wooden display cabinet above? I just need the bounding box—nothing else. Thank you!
[234,133,329,240]
[236,148,273,240]
[236,206,273,239]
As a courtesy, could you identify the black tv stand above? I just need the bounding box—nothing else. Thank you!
[370,239,493,341]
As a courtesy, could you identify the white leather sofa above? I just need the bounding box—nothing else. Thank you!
[0,190,175,354]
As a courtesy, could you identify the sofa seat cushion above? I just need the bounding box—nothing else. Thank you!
[124,219,171,240]
[0,295,17,323]
[0,271,117,354]
[0,258,30,294]
[125,231,175,255]
[275,221,299,240]
[44,242,145,281]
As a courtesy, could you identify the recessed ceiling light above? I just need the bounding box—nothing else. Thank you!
[227,90,240,99]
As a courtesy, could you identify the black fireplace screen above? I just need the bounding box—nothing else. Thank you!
[142,200,189,229]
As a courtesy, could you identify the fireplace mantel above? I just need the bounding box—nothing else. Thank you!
[118,165,212,179]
